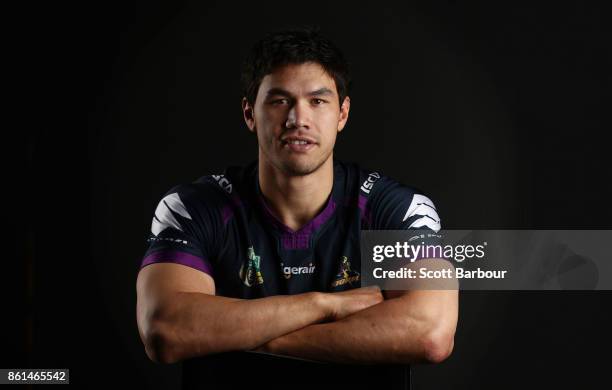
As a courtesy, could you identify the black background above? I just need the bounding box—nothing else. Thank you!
[11,0,611,388]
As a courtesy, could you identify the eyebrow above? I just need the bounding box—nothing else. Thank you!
[265,87,335,98]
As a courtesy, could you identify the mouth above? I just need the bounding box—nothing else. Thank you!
[280,136,317,152]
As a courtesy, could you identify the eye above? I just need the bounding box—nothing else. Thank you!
[271,98,290,105]
[312,98,326,105]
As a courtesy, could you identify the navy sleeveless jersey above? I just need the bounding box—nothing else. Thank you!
[140,160,442,298]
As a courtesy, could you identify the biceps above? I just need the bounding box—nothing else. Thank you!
[137,263,216,329]
[137,262,215,300]
[136,262,215,295]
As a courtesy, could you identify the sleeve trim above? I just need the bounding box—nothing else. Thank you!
[140,250,213,277]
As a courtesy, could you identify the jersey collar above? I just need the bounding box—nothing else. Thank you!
[253,165,338,250]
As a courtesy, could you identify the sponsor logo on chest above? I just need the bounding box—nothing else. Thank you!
[280,262,316,279]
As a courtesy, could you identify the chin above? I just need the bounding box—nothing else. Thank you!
[279,158,325,177]
[280,163,318,176]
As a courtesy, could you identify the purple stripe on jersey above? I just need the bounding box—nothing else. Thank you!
[358,194,373,227]
[358,194,368,216]
[311,198,337,231]
[221,205,234,225]
[141,250,213,276]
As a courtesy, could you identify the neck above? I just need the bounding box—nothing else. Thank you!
[258,155,334,232]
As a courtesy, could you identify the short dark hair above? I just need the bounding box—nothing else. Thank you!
[241,27,351,106]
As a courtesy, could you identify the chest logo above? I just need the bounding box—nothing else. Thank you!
[280,262,316,279]
[331,256,361,287]
[239,246,264,287]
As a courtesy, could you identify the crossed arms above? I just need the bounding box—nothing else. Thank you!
[136,259,458,365]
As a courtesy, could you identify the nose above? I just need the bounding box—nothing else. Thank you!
[285,101,309,129]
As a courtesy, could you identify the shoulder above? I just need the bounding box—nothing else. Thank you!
[160,176,231,211]
[153,163,255,227]
[332,160,383,193]
[343,162,441,231]
[335,160,423,198]
[166,162,256,205]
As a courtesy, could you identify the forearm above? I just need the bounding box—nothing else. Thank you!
[156,291,329,363]
[259,291,457,365]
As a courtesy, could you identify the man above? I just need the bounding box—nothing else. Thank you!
[136,28,458,366]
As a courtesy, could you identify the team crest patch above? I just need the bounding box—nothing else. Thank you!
[331,256,361,287]
[239,246,264,287]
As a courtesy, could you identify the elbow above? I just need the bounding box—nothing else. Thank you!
[142,321,181,364]
[141,319,219,364]
[421,328,455,364]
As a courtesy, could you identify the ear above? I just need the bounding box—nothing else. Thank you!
[242,97,256,133]
[337,96,351,132]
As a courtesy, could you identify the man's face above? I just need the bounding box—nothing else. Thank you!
[243,62,350,176]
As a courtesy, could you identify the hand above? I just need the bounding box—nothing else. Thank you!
[325,286,384,321]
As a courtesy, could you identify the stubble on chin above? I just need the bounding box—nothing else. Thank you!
[279,160,319,176]
[277,148,333,177]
